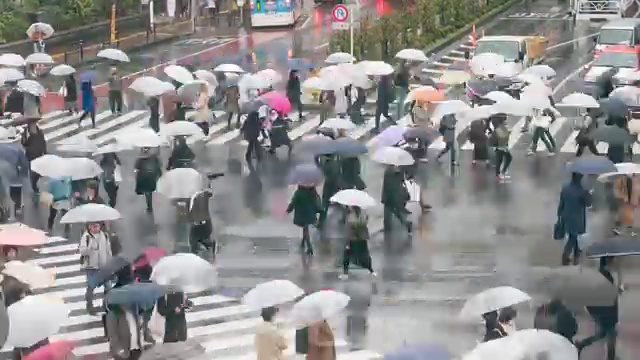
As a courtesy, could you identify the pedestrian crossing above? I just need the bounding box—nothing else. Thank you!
[0,235,383,359]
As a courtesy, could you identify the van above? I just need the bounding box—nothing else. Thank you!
[596,18,640,52]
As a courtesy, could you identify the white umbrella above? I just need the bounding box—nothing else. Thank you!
[129,76,175,97]
[157,168,204,199]
[0,68,25,83]
[560,92,599,108]
[17,79,45,96]
[117,128,167,147]
[523,64,556,79]
[0,127,17,141]
[520,92,551,109]
[238,74,271,90]
[60,203,121,224]
[160,121,203,138]
[484,91,515,103]
[463,329,578,360]
[597,162,640,181]
[360,61,394,76]
[469,52,505,76]
[63,157,103,180]
[290,290,350,327]
[439,71,471,85]
[319,118,356,130]
[151,253,217,292]
[395,48,428,62]
[193,69,218,88]
[242,280,304,311]
[514,73,546,86]
[456,105,499,122]
[6,295,68,348]
[30,154,65,177]
[164,65,194,84]
[330,189,377,208]
[256,68,282,85]
[302,77,334,91]
[26,22,54,40]
[325,52,355,64]
[213,63,244,73]
[629,119,640,134]
[56,135,97,153]
[97,48,130,62]
[522,83,553,97]
[2,261,54,289]
[25,53,54,65]
[610,85,640,106]
[371,146,414,166]
[458,286,531,320]
[177,79,213,98]
[431,100,471,119]
[49,64,76,76]
[93,143,131,155]
[351,73,374,89]
[0,54,26,67]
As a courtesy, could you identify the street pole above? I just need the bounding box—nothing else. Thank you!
[110,1,117,45]
[349,9,353,56]
[149,0,155,36]
[191,0,197,33]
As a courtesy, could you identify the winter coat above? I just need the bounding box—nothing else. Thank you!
[167,144,195,169]
[286,76,301,105]
[320,157,341,206]
[255,320,287,360]
[340,157,365,190]
[557,181,592,235]
[307,320,336,360]
[79,230,112,270]
[134,156,162,194]
[242,111,262,140]
[157,292,189,343]
[4,89,23,114]
[47,177,72,202]
[381,168,408,208]
[225,86,240,113]
[100,153,121,184]
[286,186,321,227]
[81,81,95,113]
[20,126,46,161]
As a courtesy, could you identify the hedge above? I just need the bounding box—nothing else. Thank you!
[329,0,510,61]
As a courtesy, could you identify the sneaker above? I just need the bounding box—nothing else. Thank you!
[338,274,348,280]
[496,175,504,183]
[547,152,556,157]
[527,150,535,156]
[370,272,377,277]
[502,174,511,180]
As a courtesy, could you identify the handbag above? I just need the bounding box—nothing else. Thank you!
[148,303,166,342]
[403,180,421,202]
[39,191,53,208]
[553,217,565,240]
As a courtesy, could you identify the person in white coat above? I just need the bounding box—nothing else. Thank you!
[79,222,113,314]
[194,83,213,136]
[334,87,348,118]
[528,109,556,156]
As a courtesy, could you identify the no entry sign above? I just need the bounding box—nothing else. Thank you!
[332,4,349,22]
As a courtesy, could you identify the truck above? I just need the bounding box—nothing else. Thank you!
[464,36,547,74]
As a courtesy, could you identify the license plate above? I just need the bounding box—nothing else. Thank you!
[267,10,276,14]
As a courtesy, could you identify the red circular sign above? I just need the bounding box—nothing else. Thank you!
[332,4,349,22]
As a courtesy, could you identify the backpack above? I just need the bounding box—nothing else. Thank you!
[140,158,158,176]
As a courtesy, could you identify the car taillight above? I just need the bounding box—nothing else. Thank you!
[250,0,254,9]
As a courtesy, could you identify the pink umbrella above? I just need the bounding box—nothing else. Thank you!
[133,246,168,268]
[261,91,292,114]
[24,340,76,360]
[0,228,47,246]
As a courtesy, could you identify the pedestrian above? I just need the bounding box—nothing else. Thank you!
[528,109,556,156]
[534,299,578,343]
[340,206,375,280]
[225,85,241,128]
[435,114,457,165]
[556,172,592,265]
[606,116,628,164]
[307,319,336,360]
[286,184,321,255]
[167,136,195,170]
[319,90,335,125]
[497,306,517,334]
[468,119,489,166]
[267,113,292,155]
[134,147,162,212]
[20,122,46,194]
[4,83,23,115]
[381,166,412,235]
[611,174,640,235]
[374,76,394,132]
[157,291,191,343]
[482,311,506,342]
[46,176,72,234]
[78,182,105,205]
[318,155,341,229]
[394,62,410,120]
[100,152,121,208]
[0,153,29,219]
[79,80,96,128]
[105,304,143,360]
[63,74,78,114]
[255,306,287,360]
[286,70,303,121]
[241,110,263,169]
[340,156,365,190]
[575,110,600,157]
[492,118,512,182]
[79,222,113,315]
[194,83,212,136]
[108,67,123,115]
[173,80,186,121]
[334,86,348,118]
[187,188,216,254]
[350,86,367,125]
[147,96,160,133]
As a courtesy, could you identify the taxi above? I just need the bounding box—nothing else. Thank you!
[583,45,640,87]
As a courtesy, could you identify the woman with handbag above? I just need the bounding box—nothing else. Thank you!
[339,206,375,280]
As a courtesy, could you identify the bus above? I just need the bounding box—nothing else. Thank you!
[250,0,299,27]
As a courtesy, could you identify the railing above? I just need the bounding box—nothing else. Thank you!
[576,0,622,16]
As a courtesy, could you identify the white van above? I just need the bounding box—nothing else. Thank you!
[595,18,640,52]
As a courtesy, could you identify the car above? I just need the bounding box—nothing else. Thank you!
[583,45,640,88]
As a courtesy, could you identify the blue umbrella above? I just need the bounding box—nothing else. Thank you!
[90,255,131,290]
[385,344,449,360]
[332,137,367,156]
[567,156,616,175]
[287,163,323,185]
[297,136,335,155]
[586,237,640,258]
[80,70,97,83]
[599,97,629,118]
[106,282,173,310]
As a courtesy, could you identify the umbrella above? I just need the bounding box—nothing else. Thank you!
[302,76,335,91]
[150,253,217,292]
[17,80,45,96]
[360,60,394,76]
[93,143,131,155]
[193,69,218,88]
[599,97,629,118]
[597,162,640,181]
[610,85,640,106]
[331,137,367,156]
[240,98,267,114]
[406,87,444,104]
[371,146,414,166]
[260,92,292,114]
[31,154,66,178]
[0,128,18,141]
[23,340,76,360]
[26,22,54,40]
[463,329,577,360]
[592,125,635,144]
[117,128,167,147]
[97,48,130,62]
[535,266,618,307]
[164,65,194,84]
[157,168,204,199]
[330,189,377,208]
[139,341,206,360]
[287,163,324,185]
[458,286,531,320]
[6,295,69,348]
[56,135,98,153]
[160,121,203,137]
[0,143,27,166]
[25,53,54,65]
[62,157,103,180]
[256,68,282,86]
[214,63,244,73]
[79,70,97,83]
[133,247,168,268]
[0,68,25,83]
[484,91,516,103]
[0,54,26,67]
[369,125,407,147]
[0,227,47,246]
[431,100,471,119]
[439,71,471,85]
[177,80,213,98]
[242,279,304,310]
[129,76,175,97]
[523,64,556,79]
[106,282,174,309]
[290,290,350,327]
[2,261,54,289]
[319,118,356,130]
[60,203,121,224]
[586,237,640,257]
[395,48,428,62]
[239,74,273,91]
[567,156,617,175]
[469,52,505,76]
[515,73,546,86]
[385,344,449,360]
[49,64,75,77]
[89,255,131,289]
[222,217,301,238]
[559,92,599,108]
[404,126,439,141]
[296,134,334,154]
[325,52,355,64]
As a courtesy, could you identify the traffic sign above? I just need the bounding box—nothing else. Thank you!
[332,4,349,22]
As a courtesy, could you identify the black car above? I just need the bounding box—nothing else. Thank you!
[466,77,522,106]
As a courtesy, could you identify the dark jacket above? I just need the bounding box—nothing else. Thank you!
[381,168,409,207]
[241,111,262,140]
[286,75,301,103]
[20,126,46,161]
[100,153,121,184]
[4,89,23,114]
[557,180,592,235]
[376,77,390,107]
[534,300,578,342]
[188,190,213,223]
[320,157,341,206]
[287,186,321,227]
[157,292,190,343]
[483,323,507,342]
[340,157,365,190]
[269,117,291,148]
[64,76,77,102]
[167,144,195,170]
[135,156,162,194]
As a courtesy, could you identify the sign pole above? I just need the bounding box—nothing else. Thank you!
[349,7,353,56]
[110,1,117,44]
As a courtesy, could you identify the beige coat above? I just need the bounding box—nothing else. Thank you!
[613,175,640,225]
[195,91,212,124]
[255,321,287,360]
[307,320,336,360]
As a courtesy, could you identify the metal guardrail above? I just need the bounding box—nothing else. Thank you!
[577,0,621,14]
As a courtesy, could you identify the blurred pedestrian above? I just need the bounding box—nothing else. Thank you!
[108,67,123,115]
[100,152,121,208]
[79,80,96,128]
[63,74,78,114]
[307,319,336,360]
[79,222,113,315]
[20,122,46,194]
[157,291,191,343]
[286,185,321,255]
[556,172,592,265]
[134,147,162,212]
[225,85,241,128]
[286,70,303,121]
[148,96,160,133]
[374,76,393,132]
[340,206,375,280]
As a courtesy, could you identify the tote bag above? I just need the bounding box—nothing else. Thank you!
[148,303,166,343]
[403,180,421,202]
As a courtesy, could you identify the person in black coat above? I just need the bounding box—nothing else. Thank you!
[286,70,303,121]
[134,148,162,212]
[381,166,411,235]
[167,137,195,170]
[287,185,321,255]
[188,189,216,254]
[268,115,292,155]
[482,310,506,342]
[4,85,23,115]
[157,291,192,343]
[374,76,394,132]
[21,122,46,194]
[241,110,262,169]
[64,75,78,114]
[148,96,160,133]
[100,153,121,208]
[534,299,578,343]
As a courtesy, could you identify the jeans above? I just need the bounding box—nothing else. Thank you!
[562,232,580,265]
[245,138,261,165]
[85,268,112,311]
[300,225,312,254]
[495,148,512,176]
[531,127,555,152]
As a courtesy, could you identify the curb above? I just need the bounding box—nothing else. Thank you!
[423,0,524,55]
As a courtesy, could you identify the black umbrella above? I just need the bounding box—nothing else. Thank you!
[599,97,629,118]
[90,255,131,290]
[592,125,635,145]
[587,237,640,258]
